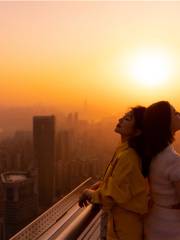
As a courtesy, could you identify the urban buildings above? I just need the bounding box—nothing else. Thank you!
[0,111,118,239]
[1,171,38,239]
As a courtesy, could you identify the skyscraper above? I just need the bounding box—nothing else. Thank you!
[33,116,56,209]
[1,171,38,240]
[56,129,72,195]
[0,181,5,240]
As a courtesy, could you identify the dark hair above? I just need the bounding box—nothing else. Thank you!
[128,106,147,177]
[143,101,174,177]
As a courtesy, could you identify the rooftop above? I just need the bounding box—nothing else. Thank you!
[5,174,27,183]
[1,171,29,184]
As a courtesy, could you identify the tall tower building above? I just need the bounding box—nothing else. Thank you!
[33,116,56,209]
[57,130,71,163]
[56,130,72,195]
[0,181,5,240]
[1,171,38,240]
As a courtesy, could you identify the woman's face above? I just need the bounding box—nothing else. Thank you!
[171,106,180,133]
[115,111,136,137]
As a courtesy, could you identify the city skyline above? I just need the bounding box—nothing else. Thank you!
[0,111,112,239]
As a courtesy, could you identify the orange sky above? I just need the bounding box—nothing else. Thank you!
[0,1,180,116]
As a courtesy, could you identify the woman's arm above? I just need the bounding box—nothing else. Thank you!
[174,181,180,201]
[168,157,180,204]
[90,180,102,190]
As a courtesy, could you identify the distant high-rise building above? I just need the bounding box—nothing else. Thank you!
[83,98,88,114]
[67,113,73,124]
[57,130,71,163]
[56,130,72,195]
[74,112,79,123]
[0,151,9,173]
[1,171,38,240]
[0,181,5,240]
[33,116,56,209]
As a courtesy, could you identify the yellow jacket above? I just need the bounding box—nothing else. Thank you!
[92,142,148,215]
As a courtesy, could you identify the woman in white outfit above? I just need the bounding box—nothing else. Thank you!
[143,101,180,240]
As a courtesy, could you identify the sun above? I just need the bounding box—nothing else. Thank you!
[128,48,174,87]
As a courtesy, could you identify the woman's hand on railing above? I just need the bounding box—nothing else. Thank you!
[78,189,95,208]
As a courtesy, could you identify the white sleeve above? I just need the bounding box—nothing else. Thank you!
[168,156,180,182]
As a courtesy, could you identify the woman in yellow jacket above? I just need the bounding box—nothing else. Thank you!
[79,106,148,240]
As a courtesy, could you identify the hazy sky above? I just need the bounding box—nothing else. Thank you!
[0,1,180,116]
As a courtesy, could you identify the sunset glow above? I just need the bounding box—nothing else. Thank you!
[128,48,174,87]
[0,2,180,117]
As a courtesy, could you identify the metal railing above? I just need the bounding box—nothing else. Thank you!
[10,178,93,240]
[56,204,101,240]
[77,208,102,240]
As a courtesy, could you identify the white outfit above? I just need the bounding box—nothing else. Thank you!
[144,145,180,240]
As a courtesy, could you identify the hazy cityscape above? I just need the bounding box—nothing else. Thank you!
[0,107,120,239]
[0,106,179,239]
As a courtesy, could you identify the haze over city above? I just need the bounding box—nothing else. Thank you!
[0,1,180,115]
